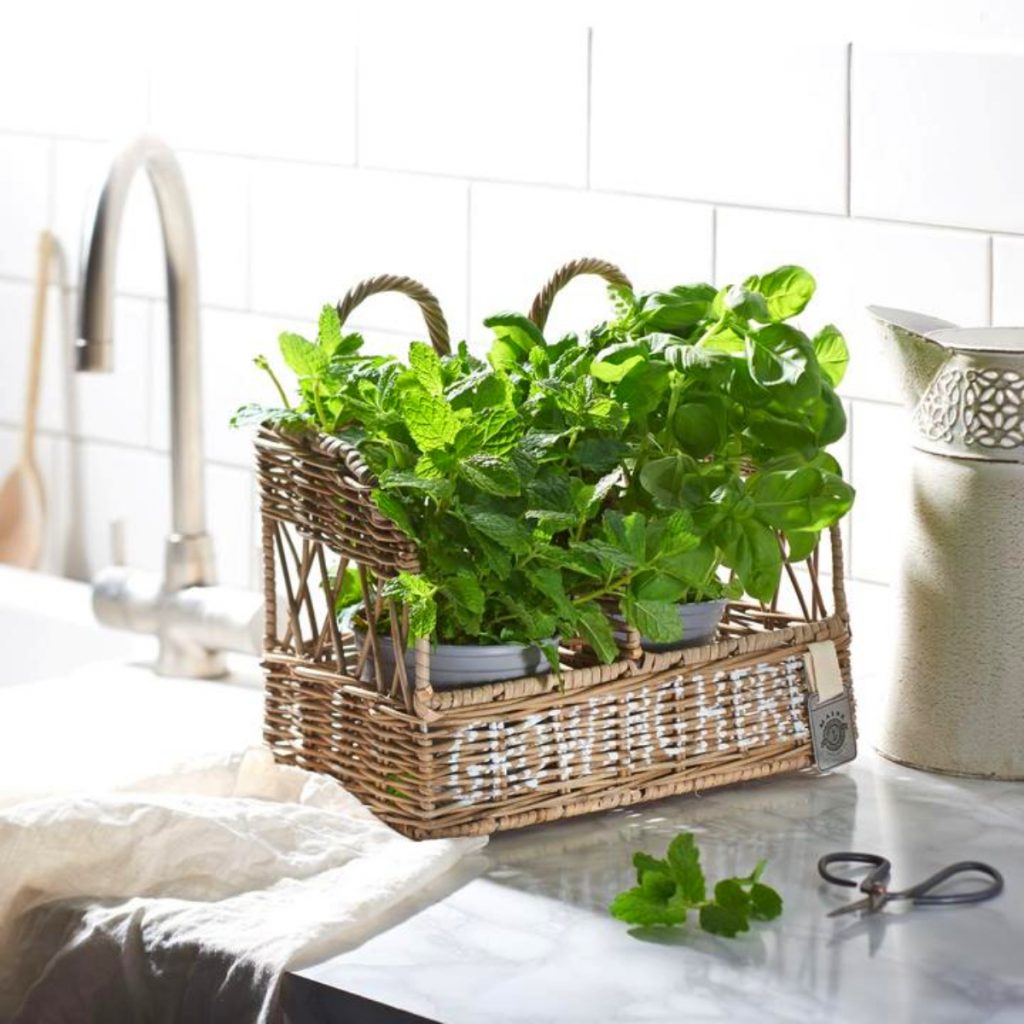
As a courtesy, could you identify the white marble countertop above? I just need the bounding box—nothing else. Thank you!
[290,574,1023,1024]
[291,750,1024,1023]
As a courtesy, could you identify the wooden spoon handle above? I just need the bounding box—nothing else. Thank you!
[22,231,54,464]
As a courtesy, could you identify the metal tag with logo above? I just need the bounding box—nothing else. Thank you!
[807,692,857,770]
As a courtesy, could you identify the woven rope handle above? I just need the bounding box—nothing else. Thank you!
[337,274,451,355]
[528,257,633,331]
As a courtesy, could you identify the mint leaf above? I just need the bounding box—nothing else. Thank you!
[699,902,750,938]
[280,332,328,377]
[409,341,444,396]
[609,886,685,927]
[633,851,669,883]
[446,571,485,617]
[464,509,531,555]
[622,596,683,644]
[749,883,784,921]
[380,572,437,642]
[460,454,521,497]
[666,833,706,905]
[455,406,520,456]
[576,603,619,664]
[714,879,751,914]
[400,390,460,451]
[371,489,415,538]
[318,305,344,355]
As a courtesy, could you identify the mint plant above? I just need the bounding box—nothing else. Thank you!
[609,832,783,938]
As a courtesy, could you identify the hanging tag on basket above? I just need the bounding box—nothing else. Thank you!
[804,641,856,771]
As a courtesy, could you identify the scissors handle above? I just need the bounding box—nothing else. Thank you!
[818,852,892,891]
[895,861,1005,907]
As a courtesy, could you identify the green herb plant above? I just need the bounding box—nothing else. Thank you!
[485,266,854,644]
[233,264,854,659]
[609,832,783,938]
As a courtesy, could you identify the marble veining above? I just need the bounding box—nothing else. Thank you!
[293,752,1024,1023]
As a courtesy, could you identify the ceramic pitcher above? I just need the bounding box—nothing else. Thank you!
[870,306,1024,779]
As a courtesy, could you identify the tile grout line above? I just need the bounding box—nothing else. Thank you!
[7,127,1024,241]
[584,27,593,189]
[845,42,853,217]
[710,207,718,283]
[353,42,361,168]
[465,184,473,341]
[987,234,995,324]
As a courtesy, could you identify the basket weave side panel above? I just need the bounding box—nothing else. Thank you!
[257,427,419,576]
[263,623,851,839]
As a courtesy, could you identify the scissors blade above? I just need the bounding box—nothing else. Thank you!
[828,896,875,918]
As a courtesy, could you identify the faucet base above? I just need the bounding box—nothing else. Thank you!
[91,566,264,680]
[156,633,227,680]
[165,532,217,590]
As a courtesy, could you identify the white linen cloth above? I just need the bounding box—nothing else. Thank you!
[0,748,485,1022]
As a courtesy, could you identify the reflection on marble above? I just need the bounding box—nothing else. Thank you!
[293,753,1024,1024]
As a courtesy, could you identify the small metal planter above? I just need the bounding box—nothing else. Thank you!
[355,631,557,690]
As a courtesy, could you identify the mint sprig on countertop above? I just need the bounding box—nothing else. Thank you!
[609,832,783,938]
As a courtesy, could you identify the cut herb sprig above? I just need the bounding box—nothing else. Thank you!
[609,832,783,938]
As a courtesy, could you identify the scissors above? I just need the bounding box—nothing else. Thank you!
[818,852,1004,917]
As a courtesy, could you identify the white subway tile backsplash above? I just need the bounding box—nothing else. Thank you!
[72,297,154,447]
[469,185,713,344]
[150,8,356,165]
[848,400,913,584]
[852,46,1024,232]
[73,441,171,577]
[992,235,1024,324]
[0,281,64,433]
[358,25,588,187]
[250,163,469,339]
[0,136,50,278]
[591,36,849,213]
[206,462,255,589]
[715,208,990,403]
[0,5,148,140]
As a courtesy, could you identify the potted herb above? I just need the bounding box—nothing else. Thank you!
[487,265,854,653]
[236,306,626,685]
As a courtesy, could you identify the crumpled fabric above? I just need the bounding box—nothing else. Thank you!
[0,748,485,1023]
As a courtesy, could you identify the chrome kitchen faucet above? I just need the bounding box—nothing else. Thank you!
[76,136,261,677]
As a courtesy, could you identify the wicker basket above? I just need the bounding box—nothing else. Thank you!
[256,260,854,840]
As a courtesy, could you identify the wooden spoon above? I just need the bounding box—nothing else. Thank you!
[0,231,54,569]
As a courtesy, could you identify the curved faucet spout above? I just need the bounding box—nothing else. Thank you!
[76,137,212,585]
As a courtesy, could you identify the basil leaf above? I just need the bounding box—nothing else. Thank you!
[812,324,849,387]
[752,265,816,321]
